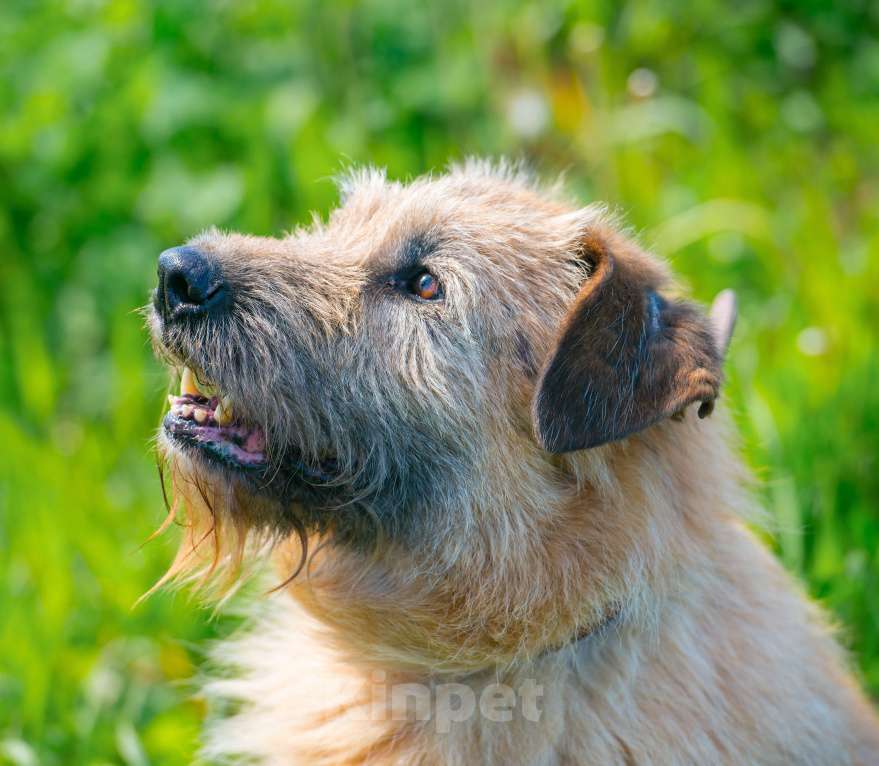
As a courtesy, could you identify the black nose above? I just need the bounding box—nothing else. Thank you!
[156,246,229,320]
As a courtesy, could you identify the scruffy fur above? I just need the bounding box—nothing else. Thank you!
[148,162,879,765]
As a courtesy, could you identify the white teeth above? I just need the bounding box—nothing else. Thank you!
[180,367,200,397]
[177,366,228,425]
[215,396,234,426]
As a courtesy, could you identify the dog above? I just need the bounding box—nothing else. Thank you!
[148,161,879,764]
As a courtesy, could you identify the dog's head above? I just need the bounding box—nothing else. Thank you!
[148,162,735,666]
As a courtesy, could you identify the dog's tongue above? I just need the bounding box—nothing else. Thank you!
[243,429,266,453]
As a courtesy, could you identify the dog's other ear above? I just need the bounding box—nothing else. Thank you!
[532,231,729,454]
[709,288,737,358]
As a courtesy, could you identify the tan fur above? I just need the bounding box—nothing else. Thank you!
[148,161,879,765]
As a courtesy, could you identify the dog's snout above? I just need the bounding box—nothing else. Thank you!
[157,246,229,320]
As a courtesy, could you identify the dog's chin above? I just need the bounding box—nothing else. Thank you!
[160,376,344,516]
[157,365,380,552]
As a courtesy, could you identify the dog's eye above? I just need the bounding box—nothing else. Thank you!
[409,271,442,301]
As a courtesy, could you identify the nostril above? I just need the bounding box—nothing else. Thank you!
[166,272,191,306]
[157,246,229,319]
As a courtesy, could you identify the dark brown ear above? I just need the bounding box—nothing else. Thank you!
[532,232,725,453]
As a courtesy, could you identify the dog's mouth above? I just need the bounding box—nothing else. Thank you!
[162,366,342,491]
[163,367,268,470]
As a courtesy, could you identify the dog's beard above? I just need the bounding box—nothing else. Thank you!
[150,364,384,597]
[146,366,308,593]
[146,444,312,600]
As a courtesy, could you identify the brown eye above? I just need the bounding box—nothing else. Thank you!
[410,271,441,301]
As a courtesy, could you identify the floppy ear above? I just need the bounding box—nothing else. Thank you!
[532,232,731,453]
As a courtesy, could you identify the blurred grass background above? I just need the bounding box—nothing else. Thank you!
[1,0,878,763]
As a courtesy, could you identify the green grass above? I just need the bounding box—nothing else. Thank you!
[1,1,877,763]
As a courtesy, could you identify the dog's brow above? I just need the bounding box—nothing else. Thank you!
[387,232,440,274]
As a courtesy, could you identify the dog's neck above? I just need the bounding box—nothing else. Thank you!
[197,413,879,764]
[277,416,732,677]
[205,414,806,764]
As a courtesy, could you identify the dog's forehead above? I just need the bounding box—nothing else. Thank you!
[319,169,575,274]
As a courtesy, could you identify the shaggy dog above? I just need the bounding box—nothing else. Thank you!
[148,162,879,764]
